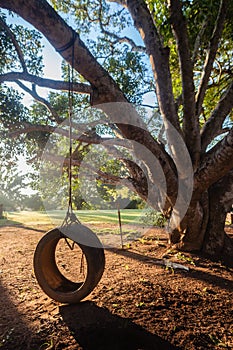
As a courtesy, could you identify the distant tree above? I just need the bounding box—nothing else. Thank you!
[0,166,27,210]
[23,194,44,211]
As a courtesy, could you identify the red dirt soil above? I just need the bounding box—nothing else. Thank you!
[0,224,232,349]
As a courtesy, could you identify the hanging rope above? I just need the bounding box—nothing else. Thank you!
[62,31,80,226]
[67,40,75,214]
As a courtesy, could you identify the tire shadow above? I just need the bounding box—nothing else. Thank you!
[59,301,179,350]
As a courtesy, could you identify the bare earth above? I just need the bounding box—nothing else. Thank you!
[0,223,232,350]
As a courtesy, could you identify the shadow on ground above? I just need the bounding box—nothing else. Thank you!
[111,248,233,292]
[0,219,48,232]
[60,301,179,350]
[0,280,35,349]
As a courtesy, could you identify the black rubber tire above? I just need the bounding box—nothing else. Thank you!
[33,227,105,304]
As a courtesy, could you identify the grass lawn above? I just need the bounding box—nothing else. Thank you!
[0,209,144,228]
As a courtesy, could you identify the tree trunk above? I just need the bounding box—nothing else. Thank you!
[202,174,233,267]
[169,172,233,267]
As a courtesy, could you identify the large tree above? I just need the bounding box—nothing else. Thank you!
[0,0,233,265]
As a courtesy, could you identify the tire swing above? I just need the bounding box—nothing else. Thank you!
[33,221,105,304]
[33,33,105,304]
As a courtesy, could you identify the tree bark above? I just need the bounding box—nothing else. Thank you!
[169,193,209,251]
[202,171,233,266]
[196,0,229,117]
[201,82,233,152]
[170,171,233,267]
[125,0,181,133]
[169,0,200,167]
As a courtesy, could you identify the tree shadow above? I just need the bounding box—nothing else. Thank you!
[110,247,164,265]
[0,279,36,349]
[59,301,179,350]
[110,248,233,292]
[176,267,233,292]
[0,221,47,233]
[16,224,47,233]
[0,218,22,226]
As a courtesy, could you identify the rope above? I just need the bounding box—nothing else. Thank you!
[67,42,75,214]
[61,40,81,250]
[56,31,77,53]
[61,30,81,226]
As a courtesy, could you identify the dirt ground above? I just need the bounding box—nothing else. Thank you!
[0,223,232,350]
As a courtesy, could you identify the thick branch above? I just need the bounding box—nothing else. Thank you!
[8,123,111,145]
[124,0,181,133]
[211,169,233,211]
[201,82,233,151]
[0,71,92,94]
[122,159,148,199]
[9,123,56,138]
[196,0,229,117]
[194,127,233,197]
[0,16,27,72]
[0,0,125,103]
[169,0,199,167]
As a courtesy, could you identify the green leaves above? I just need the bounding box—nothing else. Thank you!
[103,49,149,103]
[0,85,28,129]
[0,13,44,75]
[0,165,29,210]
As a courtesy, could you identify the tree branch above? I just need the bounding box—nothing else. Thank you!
[0,0,126,103]
[16,80,63,123]
[0,71,92,94]
[192,16,207,63]
[8,122,112,145]
[8,123,56,138]
[0,16,28,72]
[169,0,199,167]
[43,152,137,192]
[95,0,146,52]
[99,21,146,53]
[194,126,233,198]
[201,82,233,152]
[123,0,181,134]
[196,0,229,118]
[217,169,233,211]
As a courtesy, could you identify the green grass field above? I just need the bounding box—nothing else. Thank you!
[0,209,144,228]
